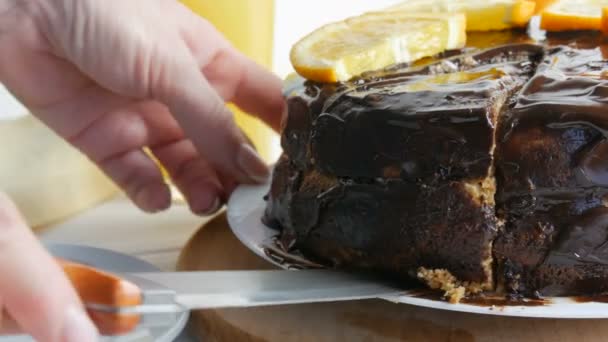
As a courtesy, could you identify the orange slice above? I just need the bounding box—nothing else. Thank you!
[540,0,608,31]
[386,0,536,31]
[533,0,558,13]
[601,6,608,33]
[290,11,466,83]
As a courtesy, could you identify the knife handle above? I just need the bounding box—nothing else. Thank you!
[58,259,143,336]
[2,260,143,336]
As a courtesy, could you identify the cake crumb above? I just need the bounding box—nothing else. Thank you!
[463,177,496,206]
[417,267,484,303]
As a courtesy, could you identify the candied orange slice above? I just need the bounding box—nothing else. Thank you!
[386,0,536,31]
[290,11,466,83]
[540,0,608,31]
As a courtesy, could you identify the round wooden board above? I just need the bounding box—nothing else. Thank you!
[177,213,608,342]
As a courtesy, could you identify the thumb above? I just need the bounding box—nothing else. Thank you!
[0,192,98,341]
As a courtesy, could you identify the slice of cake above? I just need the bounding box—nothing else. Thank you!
[265,44,542,302]
[495,40,608,297]
[263,6,608,302]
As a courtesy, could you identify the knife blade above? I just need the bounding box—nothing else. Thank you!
[56,260,404,336]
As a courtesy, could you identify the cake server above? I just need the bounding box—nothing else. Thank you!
[55,260,403,336]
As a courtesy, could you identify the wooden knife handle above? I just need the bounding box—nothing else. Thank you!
[58,259,143,336]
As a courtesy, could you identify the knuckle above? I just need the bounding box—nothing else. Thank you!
[203,99,235,133]
[148,45,188,100]
[213,114,243,148]
[175,158,213,185]
[208,100,231,122]
[99,150,140,189]
[131,48,156,98]
[72,110,148,163]
[109,111,148,150]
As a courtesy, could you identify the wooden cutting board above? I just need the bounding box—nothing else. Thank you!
[177,213,608,342]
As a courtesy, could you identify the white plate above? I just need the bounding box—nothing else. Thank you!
[1,243,191,342]
[227,180,608,319]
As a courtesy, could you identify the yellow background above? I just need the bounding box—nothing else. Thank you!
[179,0,277,162]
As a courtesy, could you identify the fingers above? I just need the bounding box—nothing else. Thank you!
[99,149,171,213]
[69,100,182,163]
[202,48,286,132]
[0,192,98,341]
[175,3,286,132]
[148,44,271,186]
[69,99,229,214]
[152,140,223,215]
[68,100,182,213]
[32,0,276,190]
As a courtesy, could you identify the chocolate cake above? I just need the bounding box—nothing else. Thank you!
[263,30,608,302]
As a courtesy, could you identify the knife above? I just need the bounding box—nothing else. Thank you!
[55,260,403,336]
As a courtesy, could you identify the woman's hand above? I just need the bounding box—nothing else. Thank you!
[0,0,285,340]
[0,192,99,341]
[1,0,285,214]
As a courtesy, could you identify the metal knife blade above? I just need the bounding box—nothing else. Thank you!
[128,269,403,312]
[58,259,404,335]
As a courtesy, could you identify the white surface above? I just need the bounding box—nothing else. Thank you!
[227,181,608,319]
[0,85,27,120]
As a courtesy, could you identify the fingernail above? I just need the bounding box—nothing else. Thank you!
[135,183,171,213]
[195,196,221,216]
[62,306,99,342]
[190,182,222,215]
[237,143,270,183]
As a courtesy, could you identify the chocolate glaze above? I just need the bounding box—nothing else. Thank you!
[500,46,608,188]
[265,30,608,299]
[284,44,542,182]
[493,195,608,295]
[494,34,608,297]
